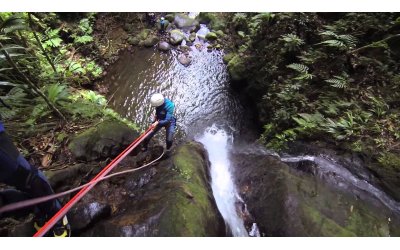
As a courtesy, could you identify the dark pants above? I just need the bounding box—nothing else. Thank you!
[0,132,61,222]
[144,118,176,150]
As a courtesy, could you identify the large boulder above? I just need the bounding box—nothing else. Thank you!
[196,12,226,31]
[68,120,139,161]
[169,29,185,45]
[158,41,171,51]
[83,142,225,236]
[205,32,218,41]
[174,14,199,30]
[231,149,400,236]
[143,35,160,47]
[177,53,192,67]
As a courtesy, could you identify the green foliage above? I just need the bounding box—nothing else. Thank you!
[325,74,349,89]
[318,29,357,50]
[287,63,314,81]
[378,152,400,170]
[72,18,94,45]
[42,28,63,49]
[281,34,304,52]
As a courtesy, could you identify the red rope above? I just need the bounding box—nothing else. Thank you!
[33,123,157,237]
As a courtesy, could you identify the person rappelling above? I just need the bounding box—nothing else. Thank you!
[141,93,176,155]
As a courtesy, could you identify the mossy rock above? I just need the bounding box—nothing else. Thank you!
[143,35,160,47]
[137,29,151,40]
[165,14,175,23]
[232,150,400,236]
[127,36,140,45]
[83,142,225,236]
[223,52,235,64]
[196,13,226,31]
[174,14,199,29]
[169,29,185,45]
[215,30,225,37]
[227,54,247,81]
[68,120,138,161]
[189,32,196,42]
[205,32,218,41]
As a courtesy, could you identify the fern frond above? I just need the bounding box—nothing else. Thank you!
[287,63,309,73]
[325,75,348,88]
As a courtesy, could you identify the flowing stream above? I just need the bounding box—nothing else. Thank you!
[102,20,400,236]
[104,36,251,236]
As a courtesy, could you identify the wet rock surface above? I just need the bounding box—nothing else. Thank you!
[231,147,400,236]
[81,142,225,236]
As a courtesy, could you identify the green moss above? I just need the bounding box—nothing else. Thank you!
[227,54,247,81]
[157,142,221,236]
[302,204,356,236]
[378,152,400,170]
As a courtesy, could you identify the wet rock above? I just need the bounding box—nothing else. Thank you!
[189,32,196,42]
[177,53,192,66]
[158,41,171,51]
[205,32,218,41]
[232,149,400,236]
[174,14,199,29]
[223,53,235,64]
[227,54,247,81]
[69,202,111,231]
[169,29,185,45]
[84,142,225,236]
[68,120,139,161]
[196,13,226,30]
[143,35,160,47]
[178,45,191,53]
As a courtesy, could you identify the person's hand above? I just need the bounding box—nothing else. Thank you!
[151,120,159,128]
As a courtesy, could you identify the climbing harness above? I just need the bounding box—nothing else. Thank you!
[0,122,161,236]
[30,122,161,237]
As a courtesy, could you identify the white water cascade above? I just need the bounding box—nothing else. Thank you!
[197,125,248,237]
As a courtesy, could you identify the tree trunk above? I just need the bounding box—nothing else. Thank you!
[0,42,66,122]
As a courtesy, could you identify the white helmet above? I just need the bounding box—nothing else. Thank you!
[150,93,165,107]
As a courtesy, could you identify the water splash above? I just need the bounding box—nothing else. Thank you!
[197,125,248,237]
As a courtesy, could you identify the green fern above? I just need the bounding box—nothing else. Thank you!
[74,35,93,44]
[287,63,314,81]
[287,63,309,73]
[318,30,357,50]
[325,75,348,88]
[281,34,304,52]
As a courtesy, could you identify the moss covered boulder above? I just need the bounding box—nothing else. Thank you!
[232,150,400,236]
[174,14,199,29]
[196,13,226,31]
[143,35,160,47]
[205,32,218,41]
[169,29,185,45]
[83,142,225,236]
[227,54,247,81]
[68,120,138,161]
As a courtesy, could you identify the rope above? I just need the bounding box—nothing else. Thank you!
[32,123,158,237]
[0,150,164,214]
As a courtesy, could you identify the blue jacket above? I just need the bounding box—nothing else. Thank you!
[0,121,5,133]
[156,98,175,126]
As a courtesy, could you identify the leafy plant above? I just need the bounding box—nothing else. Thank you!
[281,34,304,52]
[325,73,350,89]
[287,63,314,80]
[318,30,357,50]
